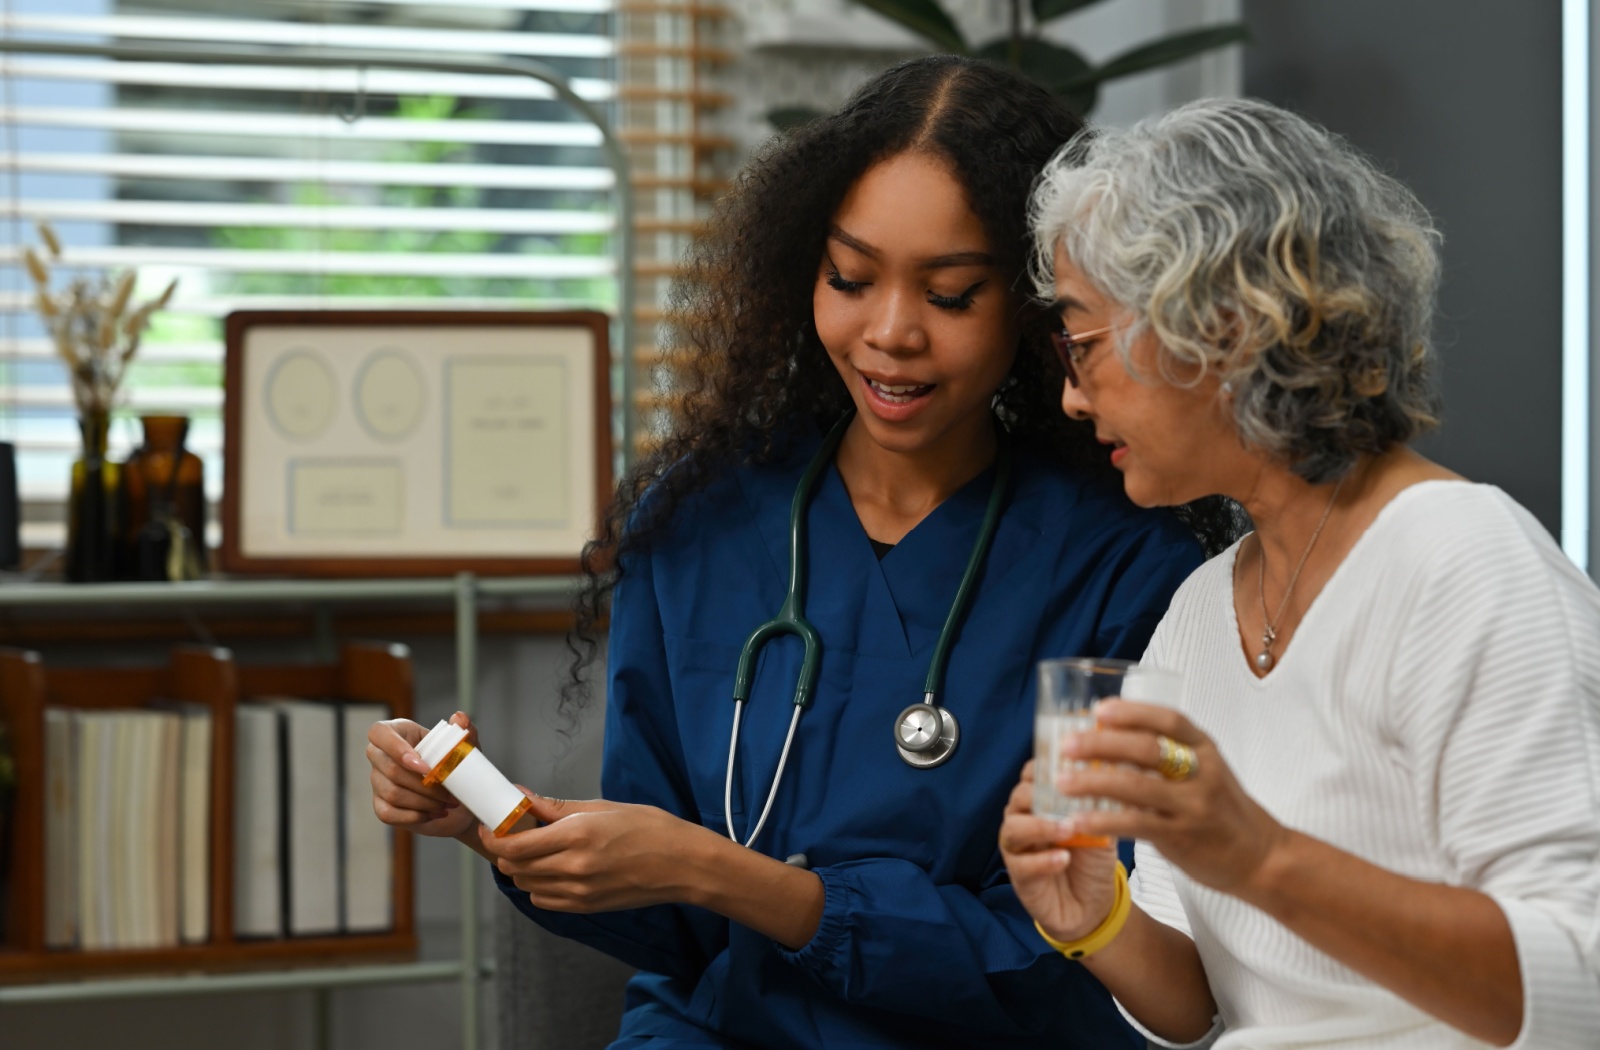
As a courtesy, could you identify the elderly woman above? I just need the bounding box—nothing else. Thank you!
[999,97,1600,1049]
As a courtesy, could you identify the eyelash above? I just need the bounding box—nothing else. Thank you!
[928,284,981,311]
[825,268,863,294]
[824,269,984,312]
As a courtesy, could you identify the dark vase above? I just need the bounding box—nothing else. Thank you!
[65,409,119,582]
[119,414,207,581]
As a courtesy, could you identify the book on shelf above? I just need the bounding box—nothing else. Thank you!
[47,705,203,951]
[75,710,110,950]
[175,703,213,944]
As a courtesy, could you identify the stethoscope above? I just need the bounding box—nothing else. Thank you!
[724,411,1013,848]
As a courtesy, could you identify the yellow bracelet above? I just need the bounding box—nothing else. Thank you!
[1034,861,1131,960]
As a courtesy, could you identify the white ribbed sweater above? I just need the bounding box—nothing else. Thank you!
[1127,481,1600,1049]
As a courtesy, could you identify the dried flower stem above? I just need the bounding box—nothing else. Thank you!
[22,221,178,417]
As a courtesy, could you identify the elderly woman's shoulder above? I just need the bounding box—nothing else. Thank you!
[1376,480,1556,555]
[1368,481,1594,599]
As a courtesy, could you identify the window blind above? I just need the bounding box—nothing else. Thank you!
[0,0,617,549]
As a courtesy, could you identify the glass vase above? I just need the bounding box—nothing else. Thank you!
[119,414,207,581]
[65,408,119,582]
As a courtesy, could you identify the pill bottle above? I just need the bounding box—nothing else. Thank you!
[415,719,534,836]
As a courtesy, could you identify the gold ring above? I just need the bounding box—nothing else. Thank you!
[1156,735,1197,781]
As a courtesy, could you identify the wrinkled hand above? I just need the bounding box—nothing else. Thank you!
[1056,700,1288,894]
[366,711,478,839]
[481,793,722,913]
[999,759,1122,943]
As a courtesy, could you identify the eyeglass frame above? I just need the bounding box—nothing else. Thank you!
[1048,323,1119,388]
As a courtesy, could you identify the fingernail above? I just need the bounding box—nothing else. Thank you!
[1061,733,1083,757]
[1054,817,1077,837]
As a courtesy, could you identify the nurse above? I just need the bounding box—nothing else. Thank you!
[368,56,1219,1048]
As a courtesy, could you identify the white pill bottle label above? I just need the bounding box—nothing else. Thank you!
[414,720,534,836]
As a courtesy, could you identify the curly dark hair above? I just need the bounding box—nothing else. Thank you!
[562,55,1239,713]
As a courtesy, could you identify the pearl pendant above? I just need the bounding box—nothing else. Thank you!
[1253,649,1275,672]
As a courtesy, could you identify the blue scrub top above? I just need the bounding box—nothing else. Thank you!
[496,431,1203,1049]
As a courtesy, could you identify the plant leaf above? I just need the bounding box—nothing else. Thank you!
[974,37,1091,93]
[766,106,827,132]
[1031,0,1105,24]
[1070,23,1250,87]
[1055,82,1099,119]
[848,0,968,53]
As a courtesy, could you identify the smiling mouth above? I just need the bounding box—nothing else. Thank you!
[866,377,935,404]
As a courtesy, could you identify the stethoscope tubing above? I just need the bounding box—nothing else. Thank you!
[724,411,1011,849]
[725,703,804,848]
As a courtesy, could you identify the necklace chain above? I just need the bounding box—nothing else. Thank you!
[1254,478,1344,669]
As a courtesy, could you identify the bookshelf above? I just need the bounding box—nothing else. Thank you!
[0,641,417,975]
[0,574,576,1050]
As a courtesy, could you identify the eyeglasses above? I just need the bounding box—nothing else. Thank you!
[1049,323,1118,388]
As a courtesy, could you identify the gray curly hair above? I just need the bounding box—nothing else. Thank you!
[1030,97,1442,484]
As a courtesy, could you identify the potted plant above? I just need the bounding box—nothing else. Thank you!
[770,0,1249,128]
[22,223,176,581]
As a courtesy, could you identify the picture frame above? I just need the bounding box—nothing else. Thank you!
[221,310,612,577]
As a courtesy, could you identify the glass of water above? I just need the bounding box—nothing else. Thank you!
[1033,658,1182,847]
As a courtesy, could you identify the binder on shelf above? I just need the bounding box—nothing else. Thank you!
[237,643,413,941]
[260,697,341,938]
[232,703,282,939]
[341,701,394,934]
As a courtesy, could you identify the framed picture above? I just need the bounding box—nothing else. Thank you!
[221,310,612,577]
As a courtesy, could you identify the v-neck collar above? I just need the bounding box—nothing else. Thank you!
[733,433,1040,661]
[1221,478,1478,685]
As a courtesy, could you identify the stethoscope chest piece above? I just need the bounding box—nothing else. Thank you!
[894,702,959,768]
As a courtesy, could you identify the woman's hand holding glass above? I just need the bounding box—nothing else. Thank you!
[1047,700,1287,896]
[999,760,1122,944]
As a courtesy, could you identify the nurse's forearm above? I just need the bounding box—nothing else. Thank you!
[681,833,825,950]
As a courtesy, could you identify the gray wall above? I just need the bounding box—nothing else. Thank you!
[1244,0,1565,536]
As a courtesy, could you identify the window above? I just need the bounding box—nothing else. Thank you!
[0,0,617,550]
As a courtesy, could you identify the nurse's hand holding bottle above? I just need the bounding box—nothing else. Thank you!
[366,711,476,839]
[367,711,826,949]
